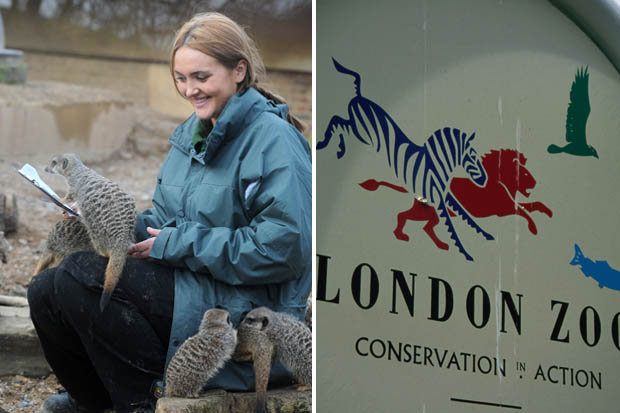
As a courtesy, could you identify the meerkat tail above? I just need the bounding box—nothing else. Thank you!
[100,251,127,311]
[34,252,56,275]
[253,345,274,413]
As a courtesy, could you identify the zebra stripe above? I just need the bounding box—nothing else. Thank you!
[344,100,480,201]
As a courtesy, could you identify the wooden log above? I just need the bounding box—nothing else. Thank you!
[4,192,17,234]
[156,387,311,413]
[0,192,5,233]
[0,192,17,234]
[0,295,28,307]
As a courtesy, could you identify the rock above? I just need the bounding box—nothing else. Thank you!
[16,395,34,408]
[0,305,51,377]
[10,285,28,298]
[124,107,176,157]
[130,135,171,156]
[156,387,311,413]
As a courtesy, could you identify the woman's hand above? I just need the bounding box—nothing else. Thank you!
[127,227,162,259]
[62,203,80,219]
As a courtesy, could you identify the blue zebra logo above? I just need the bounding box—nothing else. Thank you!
[317,58,494,261]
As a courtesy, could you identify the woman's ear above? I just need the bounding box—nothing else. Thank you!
[233,60,247,84]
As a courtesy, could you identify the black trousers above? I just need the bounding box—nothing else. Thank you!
[28,252,175,412]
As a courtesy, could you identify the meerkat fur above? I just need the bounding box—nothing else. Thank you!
[234,307,312,413]
[165,308,237,398]
[34,218,95,275]
[234,321,275,413]
[305,298,312,331]
[45,153,136,311]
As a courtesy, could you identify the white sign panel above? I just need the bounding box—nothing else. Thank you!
[316,0,620,411]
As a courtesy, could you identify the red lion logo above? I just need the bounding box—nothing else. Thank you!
[360,148,553,251]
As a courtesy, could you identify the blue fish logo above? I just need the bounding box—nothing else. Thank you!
[570,244,620,292]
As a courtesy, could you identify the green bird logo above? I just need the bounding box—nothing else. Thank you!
[547,67,598,158]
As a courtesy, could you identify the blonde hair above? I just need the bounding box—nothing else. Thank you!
[171,12,305,132]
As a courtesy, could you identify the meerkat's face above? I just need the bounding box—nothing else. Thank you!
[45,153,79,176]
[241,307,272,330]
[45,155,65,175]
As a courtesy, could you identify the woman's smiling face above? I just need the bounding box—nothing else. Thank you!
[173,46,246,124]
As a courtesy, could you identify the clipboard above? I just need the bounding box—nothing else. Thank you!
[16,164,79,217]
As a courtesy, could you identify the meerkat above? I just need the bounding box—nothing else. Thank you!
[165,308,237,398]
[0,231,9,264]
[234,321,274,413]
[234,307,312,413]
[45,153,136,311]
[34,218,95,275]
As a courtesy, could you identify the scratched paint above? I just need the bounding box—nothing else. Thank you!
[498,96,503,126]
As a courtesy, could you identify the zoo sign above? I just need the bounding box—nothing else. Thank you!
[316,4,620,408]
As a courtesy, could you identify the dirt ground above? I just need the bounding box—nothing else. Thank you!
[0,103,172,412]
[0,375,63,412]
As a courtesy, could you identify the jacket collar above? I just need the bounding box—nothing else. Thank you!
[169,87,290,163]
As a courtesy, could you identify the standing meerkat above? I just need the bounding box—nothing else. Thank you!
[34,218,95,275]
[234,307,312,413]
[165,308,237,398]
[45,153,136,311]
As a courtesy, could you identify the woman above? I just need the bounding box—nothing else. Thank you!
[29,12,311,413]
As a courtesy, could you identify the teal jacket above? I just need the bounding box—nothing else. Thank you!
[135,87,312,390]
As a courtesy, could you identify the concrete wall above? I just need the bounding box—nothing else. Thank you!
[22,52,312,140]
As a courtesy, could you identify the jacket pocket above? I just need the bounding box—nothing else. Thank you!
[189,183,244,228]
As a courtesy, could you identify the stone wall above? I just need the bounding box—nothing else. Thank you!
[265,70,313,138]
